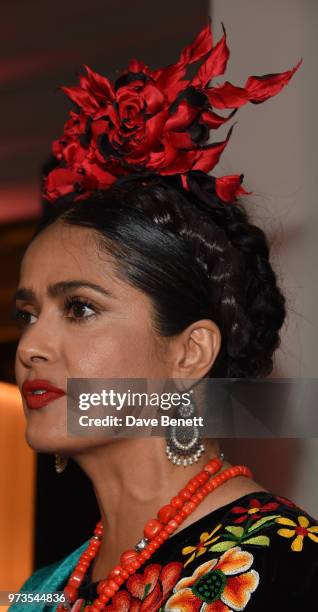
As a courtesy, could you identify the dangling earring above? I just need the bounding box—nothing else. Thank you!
[165,395,205,467]
[54,453,69,474]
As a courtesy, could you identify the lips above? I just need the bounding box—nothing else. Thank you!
[22,379,66,410]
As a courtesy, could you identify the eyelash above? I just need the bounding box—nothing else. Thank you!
[14,297,98,327]
[64,297,97,324]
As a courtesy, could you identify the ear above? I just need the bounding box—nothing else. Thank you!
[169,319,221,380]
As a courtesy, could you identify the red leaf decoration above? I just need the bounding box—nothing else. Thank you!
[200,108,236,129]
[215,174,250,202]
[60,85,99,114]
[151,64,189,102]
[179,19,213,65]
[208,60,302,109]
[192,23,229,87]
[128,58,148,73]
[191,125,234,172]
[244,59,303,103]
[151,21,213,100]
[207,82,250,109]
[82,64,115,101]
[164,101,199,132]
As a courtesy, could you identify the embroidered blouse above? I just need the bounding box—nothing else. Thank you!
[9,490,318,611]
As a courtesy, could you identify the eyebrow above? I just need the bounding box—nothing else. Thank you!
[13,280,116,303]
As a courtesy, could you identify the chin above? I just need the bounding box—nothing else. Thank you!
[24,423,108,455]
[24,426,63,453]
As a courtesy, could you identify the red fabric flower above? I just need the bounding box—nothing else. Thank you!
[104,562,183,611]
[43,20,301,204]
[231,497,280,524]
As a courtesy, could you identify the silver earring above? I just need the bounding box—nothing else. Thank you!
[54,453,69,474]
[165,396,205,467]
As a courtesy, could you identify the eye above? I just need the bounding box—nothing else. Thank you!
[12,297,99,329]
[64,297,97,323]
[13,308,37,327]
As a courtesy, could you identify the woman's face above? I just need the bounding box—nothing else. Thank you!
[15,220,173,454]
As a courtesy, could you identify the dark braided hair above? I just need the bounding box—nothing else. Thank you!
[34,172,286,378]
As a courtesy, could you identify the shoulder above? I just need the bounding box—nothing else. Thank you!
[163,491,318,610]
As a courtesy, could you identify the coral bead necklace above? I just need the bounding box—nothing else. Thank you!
[57,455,252,611]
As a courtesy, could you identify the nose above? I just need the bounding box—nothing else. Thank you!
[16,311,60,369]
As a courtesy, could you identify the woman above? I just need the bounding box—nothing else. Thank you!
[10,21,317,612]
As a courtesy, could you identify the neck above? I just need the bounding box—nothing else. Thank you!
[72,438,256,581]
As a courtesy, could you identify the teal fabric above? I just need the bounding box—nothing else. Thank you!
[9,539,89,611]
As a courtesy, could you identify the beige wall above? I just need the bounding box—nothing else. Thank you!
[211,0,317,516]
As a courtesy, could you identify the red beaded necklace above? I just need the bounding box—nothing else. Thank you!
[57,456,252,612]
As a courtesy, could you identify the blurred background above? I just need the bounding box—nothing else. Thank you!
[1,0,317,594]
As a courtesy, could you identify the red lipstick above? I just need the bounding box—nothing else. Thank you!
[22,379,66,410]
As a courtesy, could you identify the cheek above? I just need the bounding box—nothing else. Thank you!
[15,348,24,387]
[65,323,166,378]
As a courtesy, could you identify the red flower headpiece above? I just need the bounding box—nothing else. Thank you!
[43,20,301,204]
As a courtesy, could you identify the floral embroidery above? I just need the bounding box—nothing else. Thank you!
[165,546,259,611]
[274,495,297,509]
[230,497,280,524]
[182,524,222,567]
[104,562,183,611]
[209,514,281,553]
[76,495,317,609]
[105,590,139,611]
[275,515,318,552]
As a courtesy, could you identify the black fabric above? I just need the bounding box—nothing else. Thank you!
[76,490,318,610]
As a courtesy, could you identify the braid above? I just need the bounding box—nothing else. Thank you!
[129,179,286,378]
[205,202,286,377]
